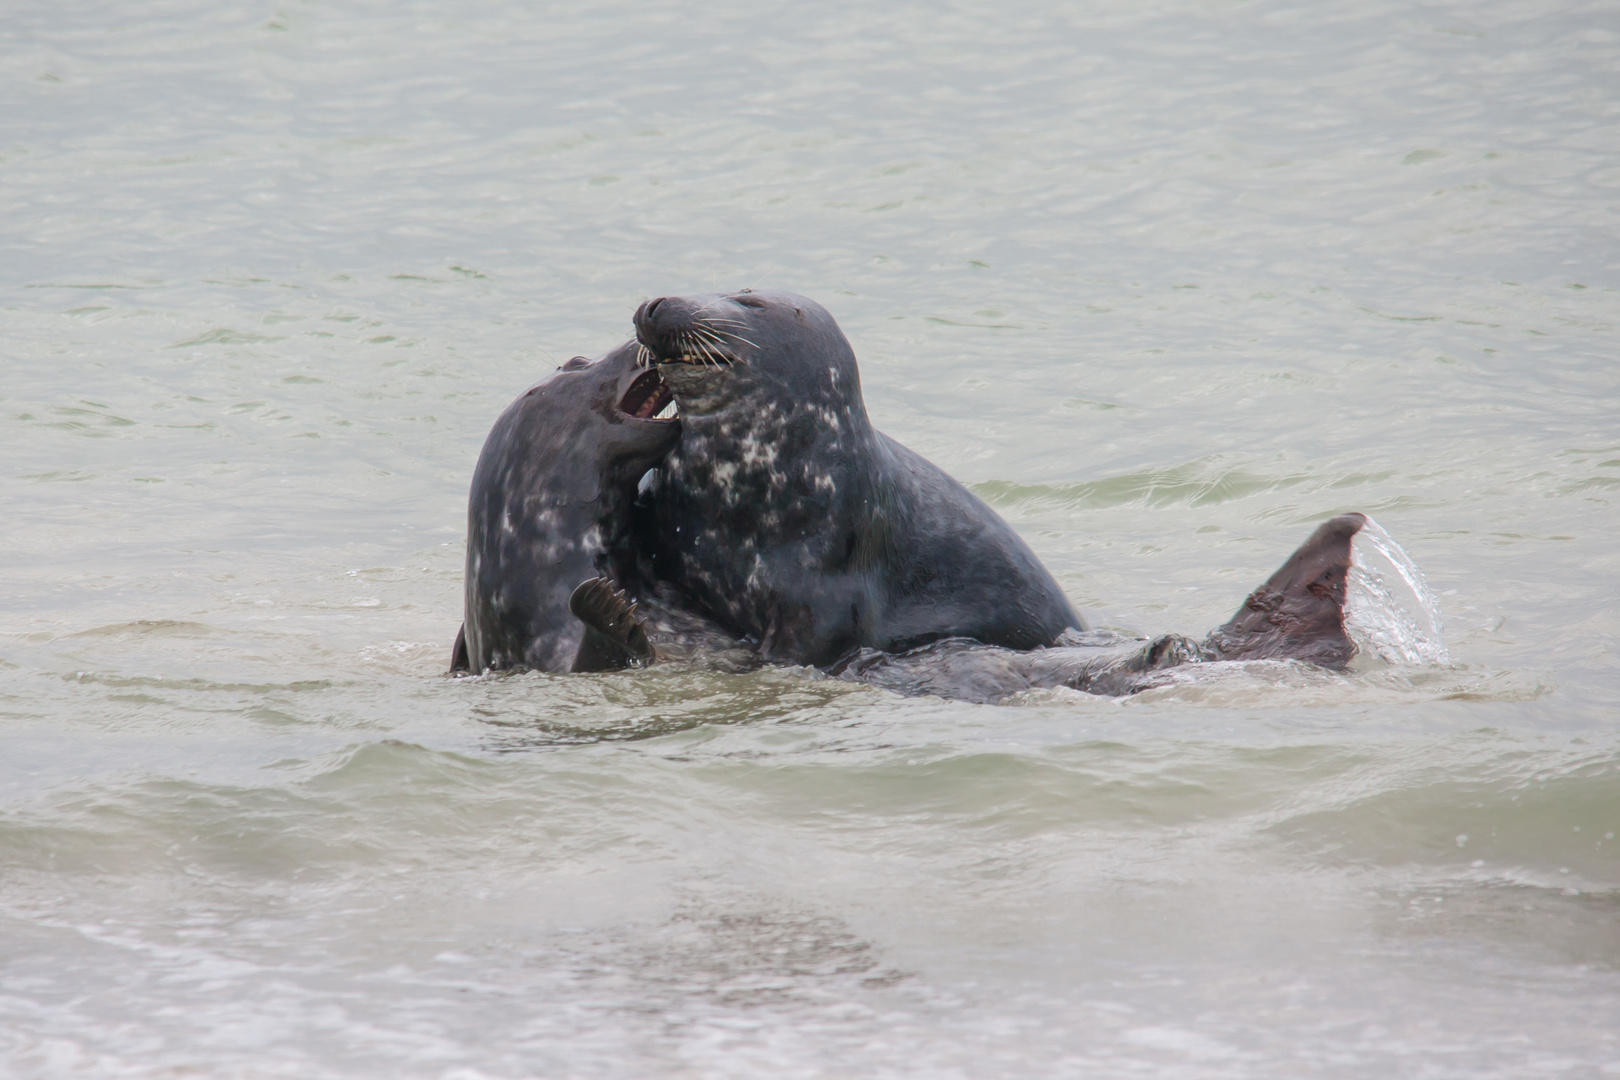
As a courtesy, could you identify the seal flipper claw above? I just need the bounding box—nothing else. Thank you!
[569,577,655,667]
[1204,512,1367,669]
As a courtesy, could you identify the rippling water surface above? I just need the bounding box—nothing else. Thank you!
[3,0,1618,1075]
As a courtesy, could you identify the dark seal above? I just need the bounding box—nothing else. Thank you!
[452,343,681,674]
[631,289,1084,666]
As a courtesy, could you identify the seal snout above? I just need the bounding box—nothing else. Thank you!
[634,293,742,368]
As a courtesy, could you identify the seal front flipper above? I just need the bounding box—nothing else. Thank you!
[569,577,655,671]
[1203,512,1367,669]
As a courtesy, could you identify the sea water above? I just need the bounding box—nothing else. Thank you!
[2,0,1618,1075]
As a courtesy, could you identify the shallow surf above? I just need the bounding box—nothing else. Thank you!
[3,0,1617,1075]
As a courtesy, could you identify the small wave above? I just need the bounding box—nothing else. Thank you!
[1268,740,1620,890]
[1117,659,1547,708]
[358,639,451,676]
[64,619,221,640]
[973,457,1317,510]
[470,666,870,750]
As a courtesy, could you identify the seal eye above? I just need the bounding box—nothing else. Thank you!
[561,356,593,371]
[733,294,767,309]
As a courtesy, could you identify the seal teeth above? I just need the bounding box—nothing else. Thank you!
[619,368,676,419]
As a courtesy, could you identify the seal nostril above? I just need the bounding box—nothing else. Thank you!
[645,297,663,319]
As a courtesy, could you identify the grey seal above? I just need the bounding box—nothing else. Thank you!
[630,289,1083,666]
[452,343,682,674]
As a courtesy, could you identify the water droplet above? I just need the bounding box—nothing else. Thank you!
[1344,517,1449,665]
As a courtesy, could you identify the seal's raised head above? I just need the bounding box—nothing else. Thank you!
[540,344,681,472]
[634,290,863,420]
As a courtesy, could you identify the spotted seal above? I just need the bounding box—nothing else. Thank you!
[630,289,1084,666]
[451,343,683,674]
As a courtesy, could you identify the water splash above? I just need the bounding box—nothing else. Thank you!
[1344,517,1449,666]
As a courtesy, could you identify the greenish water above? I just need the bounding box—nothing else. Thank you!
[2,0,1617,1075]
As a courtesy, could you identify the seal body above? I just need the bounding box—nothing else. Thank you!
[633,290,1084,666]
[454,343,681,674]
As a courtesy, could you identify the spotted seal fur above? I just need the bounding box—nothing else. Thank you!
[630,289,1084,666]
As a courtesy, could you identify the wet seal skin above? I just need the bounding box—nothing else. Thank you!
[631,289,1085,667]
[451,342,682,674]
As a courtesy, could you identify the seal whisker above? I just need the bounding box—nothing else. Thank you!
[692,328,735,367]
[701,321,757,350]
[678,329,715,367]
[692,327,728,350]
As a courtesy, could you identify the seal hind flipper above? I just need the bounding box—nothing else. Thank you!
[569,577,655,669]
[1204,512,1367,669]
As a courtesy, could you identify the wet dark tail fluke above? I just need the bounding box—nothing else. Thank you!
[569,577,655,668]
[1204,512,1366,669]
[450,623,470,674]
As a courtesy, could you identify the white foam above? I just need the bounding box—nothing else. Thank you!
[1344,517,1449,667]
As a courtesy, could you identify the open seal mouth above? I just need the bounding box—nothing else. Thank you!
[618,368,678,421]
